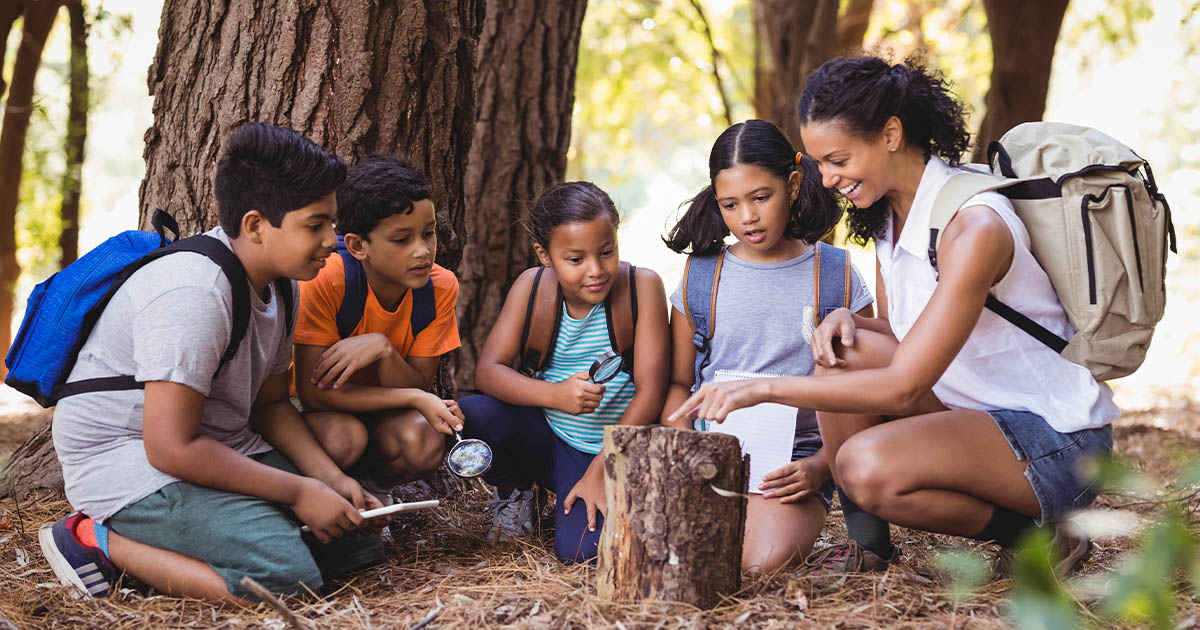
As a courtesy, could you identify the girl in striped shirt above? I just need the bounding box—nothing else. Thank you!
[460,182,669,563]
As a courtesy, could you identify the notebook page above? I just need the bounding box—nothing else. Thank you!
[707,369,797,494]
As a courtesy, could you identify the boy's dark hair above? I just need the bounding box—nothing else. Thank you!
[336,154,431,238]
[796,54,971,245]
[526,181,620,248]
[213,122,346,237]
[663,119,843,256]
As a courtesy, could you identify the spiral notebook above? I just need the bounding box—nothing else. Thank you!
[704,369,797,494]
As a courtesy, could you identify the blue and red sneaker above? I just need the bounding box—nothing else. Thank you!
[38,512,117,598]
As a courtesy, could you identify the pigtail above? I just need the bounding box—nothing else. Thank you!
[663,184,728,256]
[787,155,845,244]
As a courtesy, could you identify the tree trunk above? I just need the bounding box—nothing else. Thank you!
[138,0,483,276]
[972,0,1069,163]
[59,0,88,268]
[753,0,838,147]
[0,0,62,381]
[834,0,874,55]
[2,420,59,499]
[0,1,27,98]
[453,0,586,389]
[597,426,748,609]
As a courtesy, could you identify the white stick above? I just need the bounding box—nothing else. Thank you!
[299,499,439,533]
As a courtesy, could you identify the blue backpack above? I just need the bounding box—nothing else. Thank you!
[332,235,436,340]
[4,210,294,408]
[681,242,851,390]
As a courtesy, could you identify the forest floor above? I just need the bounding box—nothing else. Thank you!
[0,389,1197,629]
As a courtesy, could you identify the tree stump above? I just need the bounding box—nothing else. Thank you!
[597,425,748,609]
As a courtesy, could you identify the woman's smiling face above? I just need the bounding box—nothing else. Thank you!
[800,118,895,209]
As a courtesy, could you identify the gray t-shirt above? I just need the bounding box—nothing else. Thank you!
[669,247,873,447]
[52,227,296,523]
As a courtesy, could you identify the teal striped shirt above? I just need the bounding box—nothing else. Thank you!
[539,303,635,454]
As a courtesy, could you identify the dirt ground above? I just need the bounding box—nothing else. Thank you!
[0,394,1197,629]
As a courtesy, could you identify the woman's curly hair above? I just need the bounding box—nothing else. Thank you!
[796,54,971,246]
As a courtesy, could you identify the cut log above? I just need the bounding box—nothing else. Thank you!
[597,425,748,609]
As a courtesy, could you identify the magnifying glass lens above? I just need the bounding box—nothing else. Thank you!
[447,438,493,478]
[589,350,625,384]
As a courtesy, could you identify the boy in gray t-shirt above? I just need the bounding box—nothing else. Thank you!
[40,124,385,603]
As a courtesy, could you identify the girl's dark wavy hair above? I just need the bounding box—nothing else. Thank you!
[663,119,842,256]
[795,54,971,246]
[524,181,620,249]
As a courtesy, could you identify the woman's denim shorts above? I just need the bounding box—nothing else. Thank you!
[986,409,1113,525]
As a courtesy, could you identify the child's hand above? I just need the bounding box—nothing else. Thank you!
[563,456,607,532]
[326,475,391,532]
[811,307,855,369]
[414,392,465,435]
[312,333,392,389]
[759,458,829,503]
[554,372,605,415]
[291,478,364,544]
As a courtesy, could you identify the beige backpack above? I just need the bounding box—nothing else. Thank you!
[930,122,1177,381]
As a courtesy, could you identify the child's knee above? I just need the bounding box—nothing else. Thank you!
[835,434,895,512]
[375,410,445,474]
[309,413,368,469]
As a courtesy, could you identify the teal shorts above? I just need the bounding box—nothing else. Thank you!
[106,450,384,600]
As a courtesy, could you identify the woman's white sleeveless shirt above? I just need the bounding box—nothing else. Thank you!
[875,156,1118,433]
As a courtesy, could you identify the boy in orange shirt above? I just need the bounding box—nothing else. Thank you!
[293,155,464,501]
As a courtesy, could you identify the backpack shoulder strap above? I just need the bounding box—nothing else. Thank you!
[167,235,252,374]
[604,262,637,374]
[928,171,1068,354]
[682,247,726,390]
[812,243,850,325]
[335,236,368,339]
[274,277,295,337]
[409,276,437,339]
[517,266,564,376]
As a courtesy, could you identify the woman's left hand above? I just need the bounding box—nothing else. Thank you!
[759,458,829,503]
[665,379,767,425]
[563,456,607,532]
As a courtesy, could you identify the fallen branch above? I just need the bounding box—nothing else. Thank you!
[239,576,315,630]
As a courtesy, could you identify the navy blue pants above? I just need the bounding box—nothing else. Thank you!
[458,394,603,564]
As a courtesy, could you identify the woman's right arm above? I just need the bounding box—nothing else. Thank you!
[474,269,566,409]
[661,306,698,428]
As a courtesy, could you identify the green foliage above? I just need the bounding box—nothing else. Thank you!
[569,0,756,210]
[931,547,989,603]
[1100,506,1196,629]
[1009,528,1081,630]
[1061,0,1156,60]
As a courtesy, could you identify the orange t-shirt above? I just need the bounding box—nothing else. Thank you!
[293,256,461,386]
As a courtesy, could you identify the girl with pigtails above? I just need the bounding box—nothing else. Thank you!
[662,119,874,573]
[668,57,1115,576]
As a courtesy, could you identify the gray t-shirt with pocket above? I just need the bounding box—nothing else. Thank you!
[52,227,296,523]
[669,247,873,448]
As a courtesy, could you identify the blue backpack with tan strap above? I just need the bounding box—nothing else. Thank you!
[681,242,851,390]
[4,210,295,408]
[331,235,436,340]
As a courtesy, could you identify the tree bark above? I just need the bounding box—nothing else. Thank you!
[453,0,586,389]
[0,0,62,381]
[2,420,59,499]
[972,0,1069,163]
[597,426,748,609]
[0,1,27,98]
[753,0,838,147]
[59,0,88,268]
[834,0,874,55]
[138,0,484,277]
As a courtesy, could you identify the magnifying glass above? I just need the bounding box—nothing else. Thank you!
[589,349,626,384]
[446,431,493,478]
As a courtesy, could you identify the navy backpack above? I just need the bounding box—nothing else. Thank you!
[4,210,293,408]
[332,235,436,340]
[681,242,851,389]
